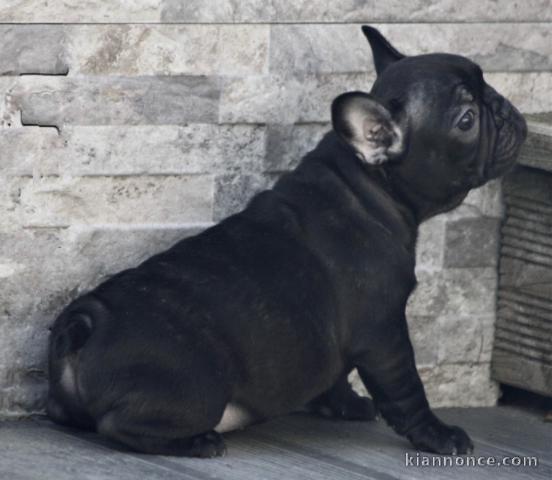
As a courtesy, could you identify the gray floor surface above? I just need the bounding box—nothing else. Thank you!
[0,406,550,479]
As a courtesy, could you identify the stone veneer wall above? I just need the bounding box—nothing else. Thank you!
[1,1,552,417]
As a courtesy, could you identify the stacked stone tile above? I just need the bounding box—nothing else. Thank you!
[1,1,551,416]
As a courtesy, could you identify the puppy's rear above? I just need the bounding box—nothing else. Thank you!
[48,301,97,430]
[47,290,234,456]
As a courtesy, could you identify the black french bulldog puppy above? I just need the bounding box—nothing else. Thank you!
[47,26,527,457]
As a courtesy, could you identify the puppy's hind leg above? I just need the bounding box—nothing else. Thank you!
[307,372,377,421]
[95,359,232,457]
[98,408,227,457]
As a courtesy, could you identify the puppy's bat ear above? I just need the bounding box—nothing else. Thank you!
[332,91,404,166]
[362,26,405,75]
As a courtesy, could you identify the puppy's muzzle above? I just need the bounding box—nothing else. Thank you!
[483,85,527,178]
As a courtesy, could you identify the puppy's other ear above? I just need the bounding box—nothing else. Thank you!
[332,91,404,166]
[362,26,405,75]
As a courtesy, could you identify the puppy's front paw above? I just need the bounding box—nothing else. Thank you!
[186,431,227,458]
[407,419,473,455]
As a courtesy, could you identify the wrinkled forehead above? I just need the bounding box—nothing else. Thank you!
[371,53,485,104]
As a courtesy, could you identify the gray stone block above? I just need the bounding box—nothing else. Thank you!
[0,127,59,176]
[0,176,26,230]
[407,268,497,318]
[0,228,83,325]
[67,25,268,76]
[0,369,48,415]
[0,1,161,22]
[419,363,499,407]
[0,226,202,316]
[214,173,273,220]
[14,76,220,127]
[0,77,22,128]
[0,226,207,318]
[462,179,504,218]
[437,314,495,364]
[160,0,552,22]
[265,123,329,172]
[0,26,68,75]
[3,125,265,177]
[18,175,214,226]
[66,225,209,291]
[57,125,266,176]
[161,0,271,23]
[221,75,303,124]
[220,73,373,124]
[407,315,439,366]
[416,217,446,272]
[444,217,500,268]
[4,22,263,78]
[270,25,368,75]
[270,24,552,74]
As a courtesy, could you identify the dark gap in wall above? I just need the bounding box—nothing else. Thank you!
[20,117,61,134]
[18,69,69,77]
[22,225,70,230]
[499,384,552,420]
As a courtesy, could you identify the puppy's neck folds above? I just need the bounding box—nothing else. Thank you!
[383,165,469,223]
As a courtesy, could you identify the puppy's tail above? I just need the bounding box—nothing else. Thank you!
[50,311,93,359]
[49,295,108,359]
[47,299,104,430]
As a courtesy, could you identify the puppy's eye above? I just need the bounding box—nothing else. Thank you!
[457,110,475,131]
